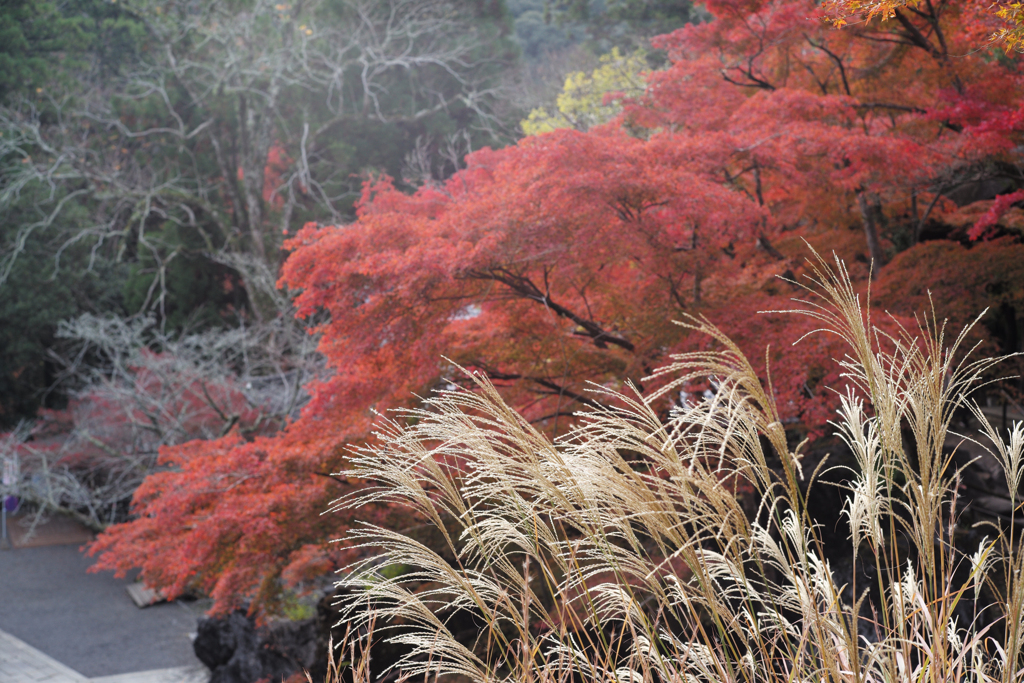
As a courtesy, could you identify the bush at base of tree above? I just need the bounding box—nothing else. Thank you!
[0,255,323,534]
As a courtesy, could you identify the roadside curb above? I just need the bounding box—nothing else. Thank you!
[0,628,207,683]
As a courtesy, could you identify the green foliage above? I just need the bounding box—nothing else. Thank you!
[506,0,693,59]
[0,187,127,424]
[507,0,584,58]
[120,221,246,333]
[279,591,318,621]
[0,0,82,101]
[0,0,145,102]
[549,0,695,35]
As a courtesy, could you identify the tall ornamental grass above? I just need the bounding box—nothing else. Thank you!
[327,253,1024,683]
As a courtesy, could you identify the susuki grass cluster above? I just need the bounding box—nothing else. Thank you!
[326,253,1024,683]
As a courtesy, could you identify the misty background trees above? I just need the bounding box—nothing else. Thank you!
[0,0,693,530]
[0,0,689,425]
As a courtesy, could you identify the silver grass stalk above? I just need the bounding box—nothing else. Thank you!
[326,251,1023,683]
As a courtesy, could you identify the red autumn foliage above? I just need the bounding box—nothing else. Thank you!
[235,142,293,210]
[87,0,1024,616]
[263,143,293,210]
[969,190,1024,240]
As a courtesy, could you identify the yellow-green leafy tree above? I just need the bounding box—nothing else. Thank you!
[520,47,649,135]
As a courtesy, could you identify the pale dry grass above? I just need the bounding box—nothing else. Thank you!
[325,251,1024,683]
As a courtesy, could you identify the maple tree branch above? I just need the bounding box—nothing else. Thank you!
[914,186,946,241]
[796,59,829,96]
[856,190,888,275]
[853,33,922,49]
[892,9,941,57]
[662,275,688,309]
[890,8,963,94]
[753,163,765,207]
[530,378,604,410]
[473,365,604,411]
[756,235,785,260]
[314,471,351,486]
[610,198,670,222]
[855,102,962,132]
[805,37,851,96]
[855,102,927,114]
[720,71,775,90]
[923,0,951,57]
[466,268,635,352]
[528,410,580,425]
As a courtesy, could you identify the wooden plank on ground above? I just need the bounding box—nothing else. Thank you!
[125,582,167,608]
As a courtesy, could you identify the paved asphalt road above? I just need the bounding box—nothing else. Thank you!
[0,543,205,678]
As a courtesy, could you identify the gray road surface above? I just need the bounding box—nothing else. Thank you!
[0,544,205,678]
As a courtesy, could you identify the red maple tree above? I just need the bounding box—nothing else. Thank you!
[88,0,1024,615]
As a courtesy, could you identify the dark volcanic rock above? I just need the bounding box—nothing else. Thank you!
[194,609,318,683]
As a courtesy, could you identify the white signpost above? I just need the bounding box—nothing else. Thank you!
[1,457,16,550]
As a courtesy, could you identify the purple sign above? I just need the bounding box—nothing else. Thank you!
[3,496,17,513]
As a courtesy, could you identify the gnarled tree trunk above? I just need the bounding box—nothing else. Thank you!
[857,190,887,278]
